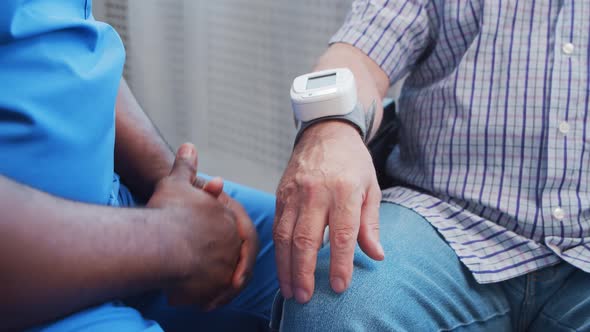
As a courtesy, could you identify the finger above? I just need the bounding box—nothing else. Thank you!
[215,191,232,208]
[328,189,362,294]
[169,143,198,184]
[205,288,238,312]
[272,197,298,299]
[291,195,328,304]
[203,177,224,198]
[193,176,207,190]
[228,199,259,290]
[206,202,257,312]
[358,182,384,260]
[231,238,257,290]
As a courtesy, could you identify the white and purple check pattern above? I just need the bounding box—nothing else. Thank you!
[332,0,590,283]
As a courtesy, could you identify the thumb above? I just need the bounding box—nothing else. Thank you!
[203,177,224,198]
[169,143,198,183]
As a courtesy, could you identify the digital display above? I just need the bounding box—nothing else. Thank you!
[306,73,337,90]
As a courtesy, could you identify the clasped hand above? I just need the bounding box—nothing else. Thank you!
[147,144,259,310]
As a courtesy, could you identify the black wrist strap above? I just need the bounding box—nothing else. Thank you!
[294,102,372,146]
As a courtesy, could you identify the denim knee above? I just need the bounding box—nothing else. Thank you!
[279,253,454,331]
[278,203,511,332]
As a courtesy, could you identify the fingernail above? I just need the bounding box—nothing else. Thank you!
[281,285,293,299]
[237,276,246,288]
[378,242,385,258]
[179,144,193,159]
[331,277,346,293]
[294,288,309,303]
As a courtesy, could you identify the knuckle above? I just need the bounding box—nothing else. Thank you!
[331,225,356,248]
[293,268,314,281]
[294,173,318,192]
[334,201,355,216]
[272,227,292,249]
[366,218,380,229]
[292,230,320,252]
[331,176,356,193]
[365,220,380,233]
[276,181,297,202]
[275,203,296,224]
[297,172,331,204]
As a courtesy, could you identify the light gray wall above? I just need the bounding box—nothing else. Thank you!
[94,0,354,193]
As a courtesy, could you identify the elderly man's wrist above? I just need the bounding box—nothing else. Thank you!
[296,120,363,146]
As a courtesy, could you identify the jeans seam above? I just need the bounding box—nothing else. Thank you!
[527,273,537,330]
[440,309,511,332]
[518,273,534,332]
[537,311,579,332]
[518,272,537,331]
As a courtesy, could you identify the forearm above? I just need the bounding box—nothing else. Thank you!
[0,176,179,330]
[114,79,174,201]
[313,43,390,141]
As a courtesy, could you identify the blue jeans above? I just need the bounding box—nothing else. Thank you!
[274,203,590,331]
[29,175,278,332]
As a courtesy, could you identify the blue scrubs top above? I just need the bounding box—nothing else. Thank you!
[0,0,125,204]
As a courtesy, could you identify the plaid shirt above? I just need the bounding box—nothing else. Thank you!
[331,0,590,283]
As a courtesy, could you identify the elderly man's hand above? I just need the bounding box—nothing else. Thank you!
[273,121,384,304]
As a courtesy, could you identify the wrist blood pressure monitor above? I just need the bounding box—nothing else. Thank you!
[290,68,369,143]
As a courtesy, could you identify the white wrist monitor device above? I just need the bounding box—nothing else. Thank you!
[290,68,358,122]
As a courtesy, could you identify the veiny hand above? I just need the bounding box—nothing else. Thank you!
[273,121,384,304]
[147,143,242,309]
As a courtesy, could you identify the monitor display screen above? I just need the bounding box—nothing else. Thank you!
[306,73,337,90]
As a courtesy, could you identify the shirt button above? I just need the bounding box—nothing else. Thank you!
[552,207,565,220]
[559,121,570,134]
[562,42,575,55]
